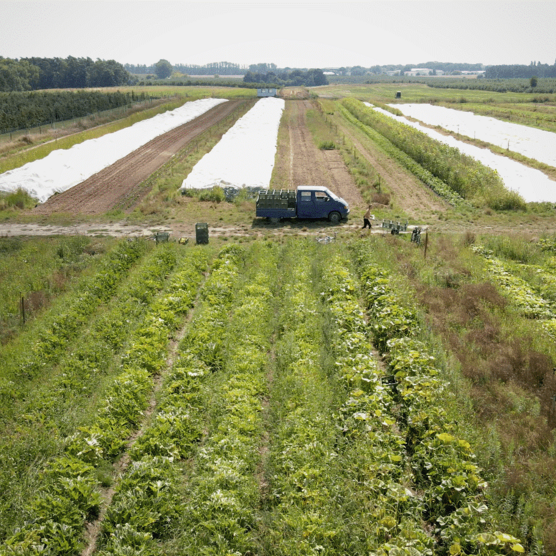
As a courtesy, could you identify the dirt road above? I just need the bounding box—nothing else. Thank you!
[34,100,245,216]
[273,100,365,209]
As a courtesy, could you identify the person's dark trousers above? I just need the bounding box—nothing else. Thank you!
[362,218,372,229]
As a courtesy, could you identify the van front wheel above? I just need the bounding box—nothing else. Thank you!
[328,212,341,224]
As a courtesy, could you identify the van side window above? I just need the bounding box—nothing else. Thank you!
[300,191,312,202]
[315,192,330,202]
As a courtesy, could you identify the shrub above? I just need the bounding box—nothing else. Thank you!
[0,188,37,210]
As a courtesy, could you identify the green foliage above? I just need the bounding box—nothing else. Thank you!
[351,241,520,554]
[0,188,37,210]
[0,90,150,132]
[0,56,130,92]
[0,235,96,343]
[472,246,556,336]
[0,248,210,553]
[154,59,173,80]
[181,186,227,203]
[243,68,328,87]
[100,246,257,554]
[318,140,336,150]
[0,58,39,92]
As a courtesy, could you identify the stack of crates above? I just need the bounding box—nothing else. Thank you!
[195,223,209,245]
[257,190,296,209]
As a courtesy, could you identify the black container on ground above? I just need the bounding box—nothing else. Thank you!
[195,223,209,245]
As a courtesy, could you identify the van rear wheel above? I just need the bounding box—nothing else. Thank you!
[328,212,341,224]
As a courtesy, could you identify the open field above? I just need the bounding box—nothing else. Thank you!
[1,235,555,554]
[318,82,556,105]
[1,83,556,555]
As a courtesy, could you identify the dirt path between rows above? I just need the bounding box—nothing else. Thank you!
[334,112,449,217]
[2,219,553,239]
[33,100,244,216]
[274,100,365,209]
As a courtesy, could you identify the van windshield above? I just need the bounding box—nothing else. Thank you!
[325,189,340,201]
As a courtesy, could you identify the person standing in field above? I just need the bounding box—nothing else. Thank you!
[362,205,372,229]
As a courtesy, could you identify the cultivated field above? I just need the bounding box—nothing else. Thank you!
[1,83,556,555]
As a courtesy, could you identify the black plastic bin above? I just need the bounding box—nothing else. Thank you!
[195,223,209,245]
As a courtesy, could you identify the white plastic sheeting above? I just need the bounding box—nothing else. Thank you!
[0,98,227,202]
[392,103,556,168]
[364,103,556,203]
[181,97,285,190]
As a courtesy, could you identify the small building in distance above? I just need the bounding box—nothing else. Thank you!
[257,88,277,97]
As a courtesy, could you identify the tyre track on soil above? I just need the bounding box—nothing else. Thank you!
[288,100,365,208]
[34,100,244,216]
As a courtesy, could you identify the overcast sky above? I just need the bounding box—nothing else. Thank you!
[1,0,555,68]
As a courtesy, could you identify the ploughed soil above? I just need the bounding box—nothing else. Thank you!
[33,100,244,216]
[273,100,365,210]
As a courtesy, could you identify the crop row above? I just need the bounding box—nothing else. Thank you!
[337,102,467,207]
[1,248,209,555]
[472,245,556,339]
[0,239,148,407]
[351,242,524,555]
[175,244,277,554]
[0,243,181,540]
[97,244,256,554]
[341,98,516,210]
[320,256,433,554]
[264,243,342,554]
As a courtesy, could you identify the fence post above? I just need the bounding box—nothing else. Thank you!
[424,231,429,260]
[20,294,26,324]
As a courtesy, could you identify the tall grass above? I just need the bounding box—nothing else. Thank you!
[0,236,107,344]
[0,188,37,211]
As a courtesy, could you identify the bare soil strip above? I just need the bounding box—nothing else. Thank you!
[34,101,243,216]
[275,100,365,209]
[334,111,449,217]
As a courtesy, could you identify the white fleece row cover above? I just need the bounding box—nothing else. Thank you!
[0,98,227,203]
[181,97,285,190]
[364,103,556,203]
[392,103,556,168]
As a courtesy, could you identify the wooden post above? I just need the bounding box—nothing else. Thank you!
[20,294,26,324]
[424,231,429,259]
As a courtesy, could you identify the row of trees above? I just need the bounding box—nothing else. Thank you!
[328,62,485,76]
[426,77,556,94]
[0,90,149,132]
[243,68,328,87]
[0,57,131,92]
[125,62,277,76]
[126,60,329,87]
[485,61,556,79]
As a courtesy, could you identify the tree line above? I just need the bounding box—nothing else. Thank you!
[425,77,556,94]
[243,68,328,87]
[0,57,131,92]
[485,61,556,79]
[125,62,277,76]
[0,90,149,133]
